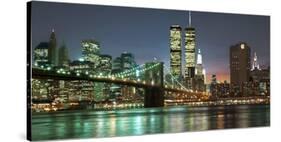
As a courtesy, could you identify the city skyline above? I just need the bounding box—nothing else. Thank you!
[28,2,270,141]
[31,1,270,83]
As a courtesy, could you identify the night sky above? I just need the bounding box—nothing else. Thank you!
[31,1,270,83]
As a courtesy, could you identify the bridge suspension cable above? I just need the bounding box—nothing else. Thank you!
[110,62,161,79]
[163,65,189,91]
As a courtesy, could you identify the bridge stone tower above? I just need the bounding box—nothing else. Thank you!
[144,62,164,107]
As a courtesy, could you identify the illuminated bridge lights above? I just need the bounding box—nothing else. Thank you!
[110,63,160,79]
[34,63,199,97]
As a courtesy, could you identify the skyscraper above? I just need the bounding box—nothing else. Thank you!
[99,54,112,100]
[112,57,122,74]
[250,52,269,96]
[184,11,196,89]
[99,54,112,74]
[121,52,137,70]
[194,49,205,92]
[58,42,69,67]
[250,66,270,96]
[195,49,203,75]
[34,42,49,68]
[111,52,137,74]
[169,25,182,77]
[203,69,206,84]
[251,52,261,71]
[111,52,137,101]
[230,42,251,86]
[48,29,58,66]
[69,60,95,101]
[81,39,100,67]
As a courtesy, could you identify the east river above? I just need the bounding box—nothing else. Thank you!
[32,104,270,141]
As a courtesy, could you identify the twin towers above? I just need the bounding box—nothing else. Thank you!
[169,12,206,90]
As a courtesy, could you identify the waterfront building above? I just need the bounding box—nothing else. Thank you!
[31,79,49,100]
[69,60,96,101]
[69,60,95,74]
[211,81,231,98]
[210,74,217,97]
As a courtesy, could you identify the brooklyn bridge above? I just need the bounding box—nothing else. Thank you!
[32,62,206,108]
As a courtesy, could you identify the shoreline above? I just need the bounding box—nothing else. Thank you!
[32,103,270,116]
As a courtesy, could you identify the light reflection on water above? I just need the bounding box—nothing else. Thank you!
[32,105,270,141]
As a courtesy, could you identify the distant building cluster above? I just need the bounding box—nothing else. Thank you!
[32,12,270,111]
[110,52,141,102]
[209,42,270,99]
[168,12,269,98]
[229,42,269,96]
[32,29,142,108]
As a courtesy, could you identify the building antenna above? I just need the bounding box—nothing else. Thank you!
[189,11,192,27]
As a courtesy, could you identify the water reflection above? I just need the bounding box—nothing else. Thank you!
[32,105,270,141]
[216,112,225,129]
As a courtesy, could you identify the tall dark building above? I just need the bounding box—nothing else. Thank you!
[48,29,58,66]
[112,57,122,74]
[184,12,196,89]
[169,25,182,77]
[99,54,113,100]
[58,42,69,67]
[111,52,137,101]
[230,42,251,87]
